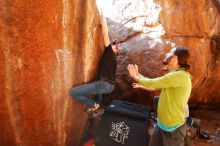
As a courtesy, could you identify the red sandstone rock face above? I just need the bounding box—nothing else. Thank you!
[0,0,102,146]
[104,0,220,106]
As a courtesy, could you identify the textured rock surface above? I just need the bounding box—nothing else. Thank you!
[103,0,220,107]
[0,0,102,146]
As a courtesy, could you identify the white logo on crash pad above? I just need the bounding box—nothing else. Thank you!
[109,122,130,144]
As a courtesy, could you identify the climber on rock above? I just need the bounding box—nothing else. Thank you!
[69,12,121,117]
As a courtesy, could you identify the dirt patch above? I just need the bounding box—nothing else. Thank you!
[190,109,220,146]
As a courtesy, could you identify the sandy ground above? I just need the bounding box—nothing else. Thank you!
[190,119,220,146]
[190,109,220,146]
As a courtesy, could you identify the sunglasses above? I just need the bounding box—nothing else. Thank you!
[163,55,173,65]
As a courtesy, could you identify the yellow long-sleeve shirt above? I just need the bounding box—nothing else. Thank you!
[138,69,192,126]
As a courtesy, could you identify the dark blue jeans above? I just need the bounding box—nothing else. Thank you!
[69,80,115,108]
